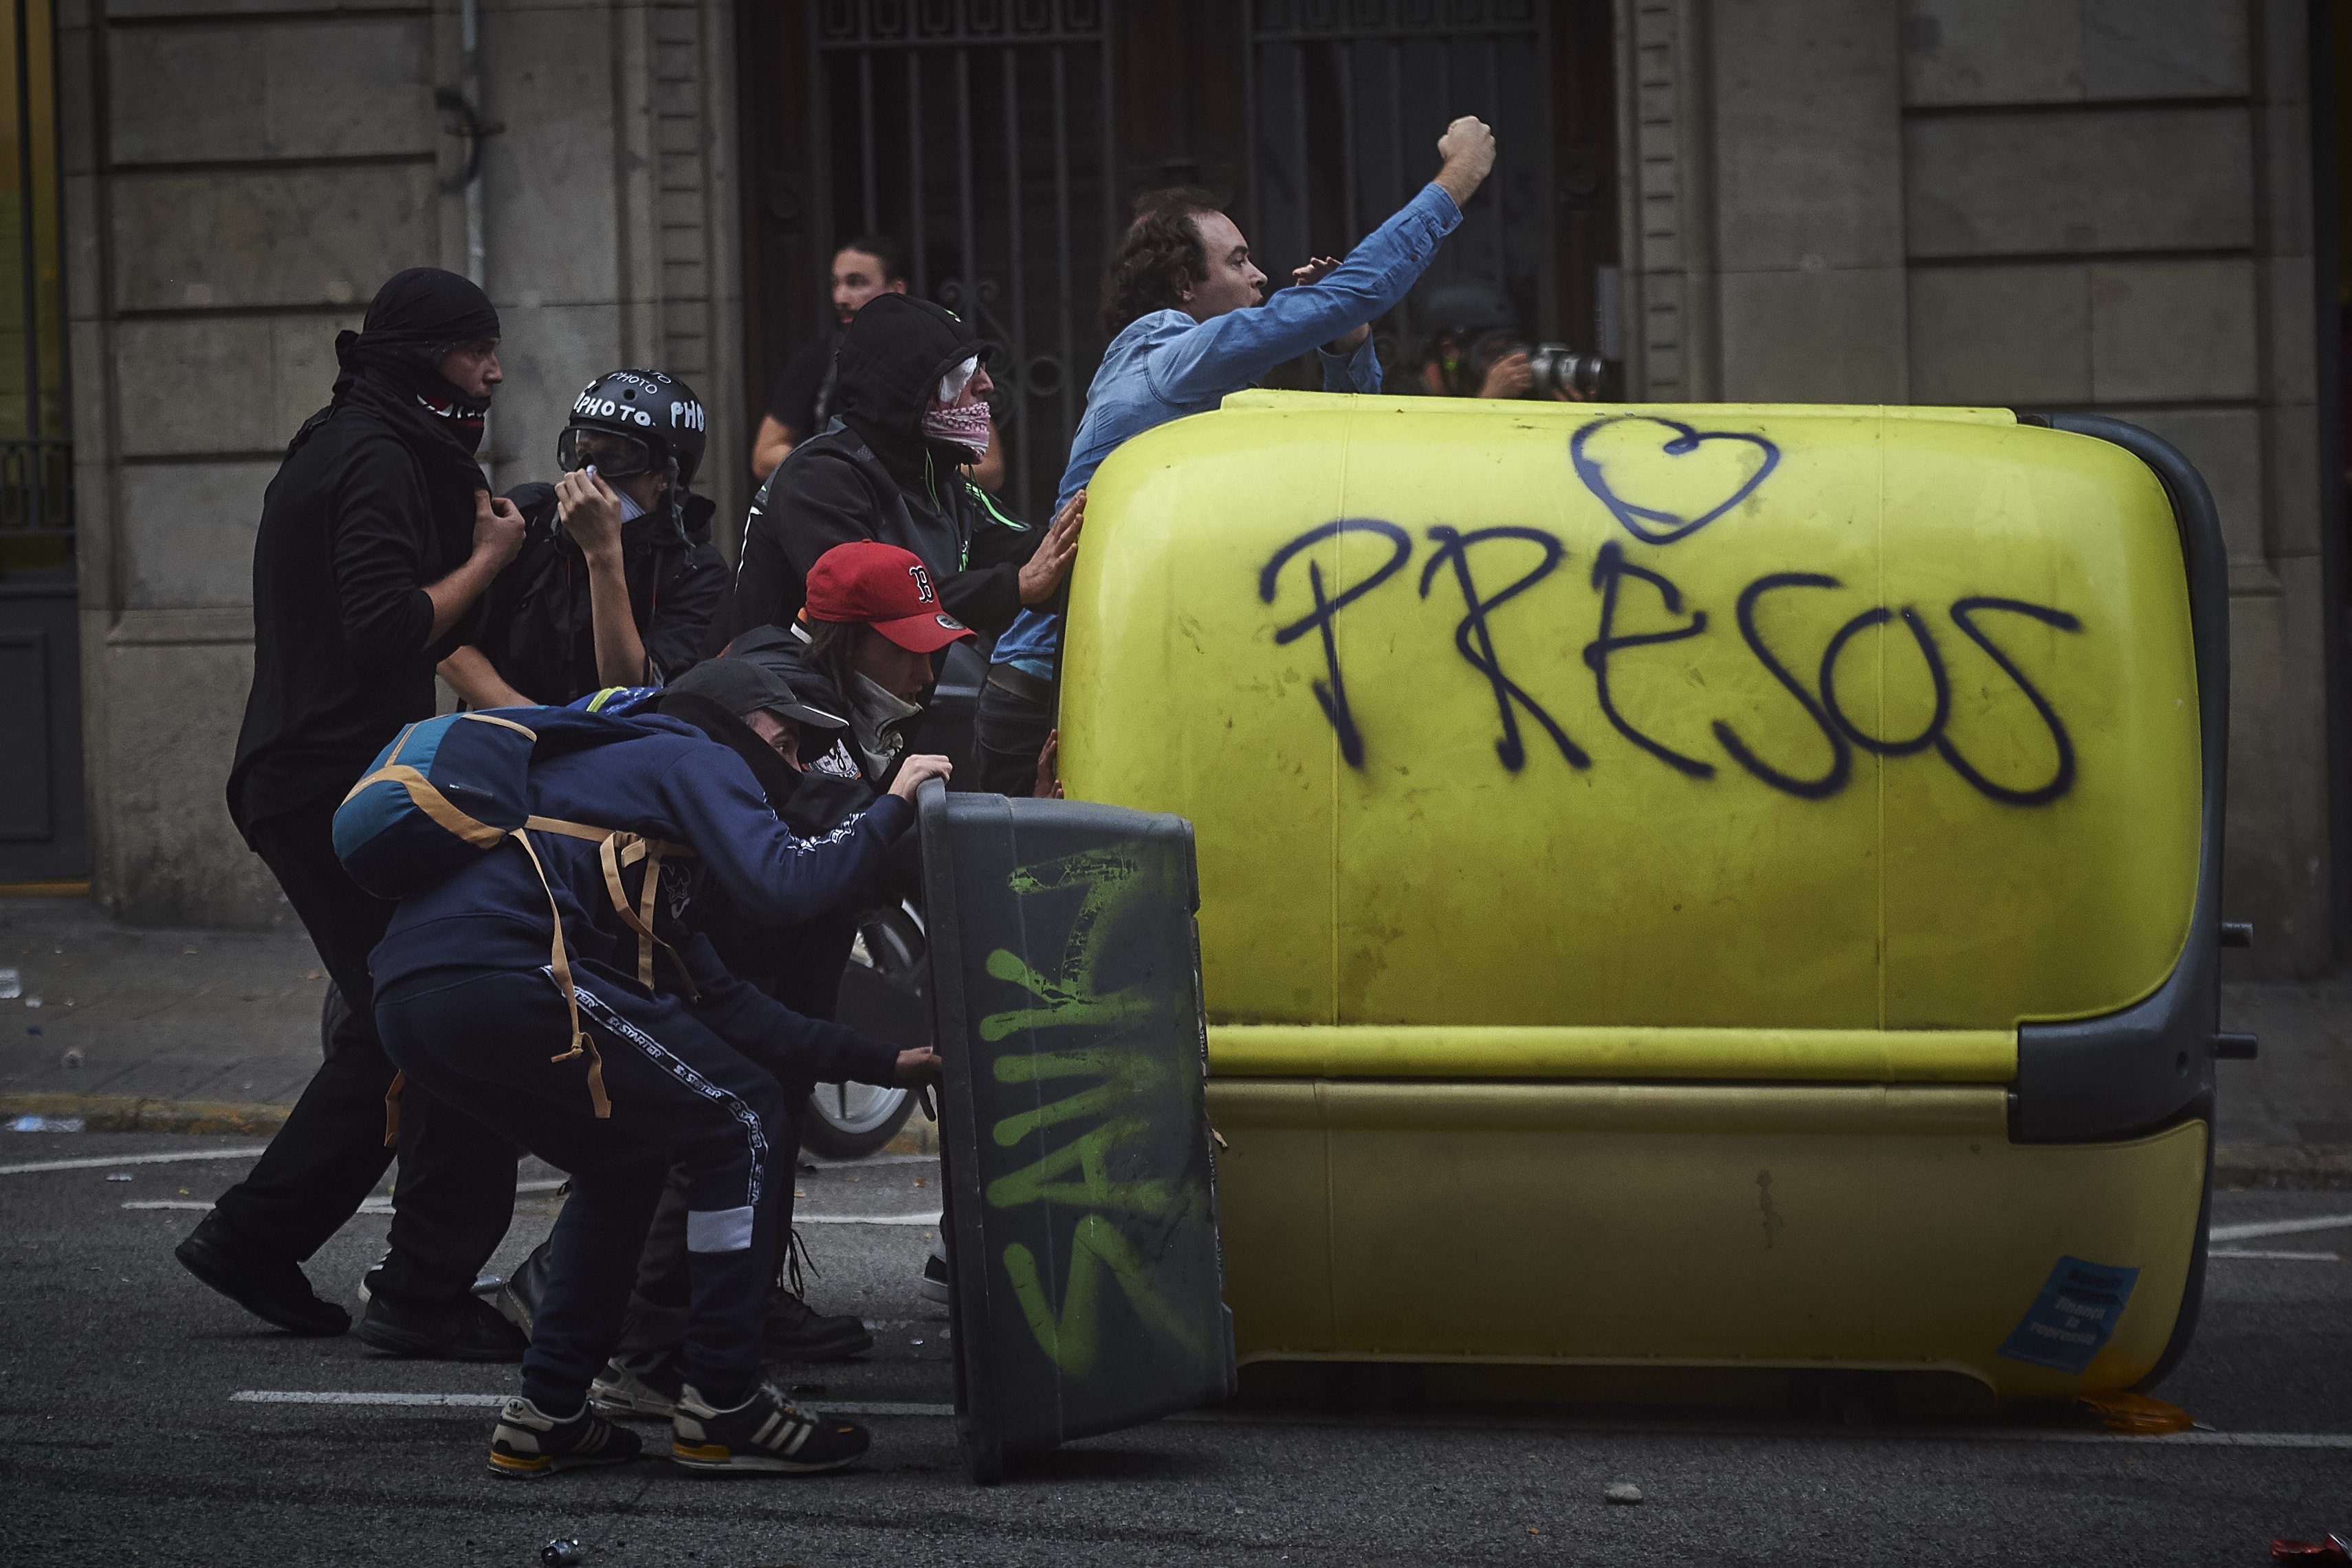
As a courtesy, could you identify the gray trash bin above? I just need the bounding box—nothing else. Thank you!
[917,782,1237,1482]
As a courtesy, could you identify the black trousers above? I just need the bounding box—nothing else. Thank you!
[514,1098,811,1358]
[207,791,517,1307]
[973,675,1053,798]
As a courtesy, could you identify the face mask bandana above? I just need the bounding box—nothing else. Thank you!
[921,399,991,460]
[849,672,923,777]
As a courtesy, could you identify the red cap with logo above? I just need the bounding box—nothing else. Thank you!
[802,540,976,654]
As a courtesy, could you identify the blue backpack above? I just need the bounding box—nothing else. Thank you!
[333,707,697,1119]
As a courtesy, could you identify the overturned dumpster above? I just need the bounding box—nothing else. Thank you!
[918,783,1235,1483]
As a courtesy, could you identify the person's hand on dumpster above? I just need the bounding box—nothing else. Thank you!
[888,753,953,801]
[1478,349,1535,401]
[1035,729,1064,800]
[1017,489,1086,606]
[892,1046,943,1090]
[1433,115,1497,209]
[554,465,625,562]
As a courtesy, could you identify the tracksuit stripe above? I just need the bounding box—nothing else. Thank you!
[558,971,770,1212]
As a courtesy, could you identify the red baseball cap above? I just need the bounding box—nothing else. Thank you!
[803,540,976,653]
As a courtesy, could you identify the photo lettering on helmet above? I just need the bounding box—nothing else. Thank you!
[670,400,706,432]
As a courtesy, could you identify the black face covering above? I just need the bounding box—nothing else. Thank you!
[290,267,501,512]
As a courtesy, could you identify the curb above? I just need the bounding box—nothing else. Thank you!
[2214,1142,2352,1190]
[0,1092,292,1136]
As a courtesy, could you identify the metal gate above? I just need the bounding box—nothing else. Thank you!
[0,0,80,885]
[1249,0,1562,379]
[812,0,1114,520]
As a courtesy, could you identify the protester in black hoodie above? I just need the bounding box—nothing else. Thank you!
[442,368,727,708]
[712,294,1084,648]
[188,269,528,1358]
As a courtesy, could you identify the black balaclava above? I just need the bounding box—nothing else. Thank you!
[831,294,994,488]
[292,268,501,516]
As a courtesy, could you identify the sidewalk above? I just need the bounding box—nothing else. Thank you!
[2,894,2345,1181]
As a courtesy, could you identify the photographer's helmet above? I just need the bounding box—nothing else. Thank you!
[1417,278,1518,351]
[557,368,707,490]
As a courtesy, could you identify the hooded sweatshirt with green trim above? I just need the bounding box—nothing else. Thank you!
[712,293,1041,650]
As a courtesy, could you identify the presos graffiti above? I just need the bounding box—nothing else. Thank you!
[1256,416,2086,808]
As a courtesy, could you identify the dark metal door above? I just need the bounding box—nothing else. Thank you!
[0,0,80,885]
[810,0,1116,519]
[1247,0,1619,380]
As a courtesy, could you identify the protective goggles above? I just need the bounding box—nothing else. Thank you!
[936,355,981,406]
[557,426,657,480]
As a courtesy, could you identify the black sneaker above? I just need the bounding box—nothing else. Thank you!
[487,1395,641,1479]
[175,1220,349,1337]
[354,1291,529,1361]
[591,1351,685,1422]
[765,1291,873,1362]
[670,1382,870,1474]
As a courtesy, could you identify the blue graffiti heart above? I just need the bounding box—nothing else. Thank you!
[1570,415,1781,546]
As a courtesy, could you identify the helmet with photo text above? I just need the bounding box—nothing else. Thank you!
[558,367,707,490]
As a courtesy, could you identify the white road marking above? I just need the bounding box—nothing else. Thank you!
[234,1391,504,1407]
[795,1212,941,1226]
[124,1178,570,1215]
[2210,1213,2352,1242]
[806,1153,938,1169]
[2210,1248,2340,1261]
[0,1146,267,1176]
[231,1391,955,1417]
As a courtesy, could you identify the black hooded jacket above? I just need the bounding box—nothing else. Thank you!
[468,485,727,705]
[712,294,1041,649]
[227,269,498,835]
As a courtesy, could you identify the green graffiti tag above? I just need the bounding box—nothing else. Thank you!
[984,1112,1176,1217]
[976,844,1202,1376]
[1000,1215,1209,1378]
[987,1047,1169,1148]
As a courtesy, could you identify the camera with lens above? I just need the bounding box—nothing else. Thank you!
[1526,343,1607,401]
[1458,330,1607,402]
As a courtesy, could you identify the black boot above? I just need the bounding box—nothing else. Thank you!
[763,1290,872,1362]
[354,1291,529,1361]
[175,1216,349,1337]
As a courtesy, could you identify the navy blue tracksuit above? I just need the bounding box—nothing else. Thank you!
[370,714,908,1413]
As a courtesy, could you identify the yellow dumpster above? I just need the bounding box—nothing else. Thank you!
[1058,395,2231,1400]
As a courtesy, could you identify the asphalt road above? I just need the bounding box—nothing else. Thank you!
[1,1131,2346,1567]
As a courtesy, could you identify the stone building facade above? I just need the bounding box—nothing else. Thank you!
[45,0,2347,980]
[55,0,744,926]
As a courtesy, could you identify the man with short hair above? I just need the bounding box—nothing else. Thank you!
[976,115,1497,795]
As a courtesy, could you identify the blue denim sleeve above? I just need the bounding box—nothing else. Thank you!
[1144,183,1460,410]
[1317,333,1383,394]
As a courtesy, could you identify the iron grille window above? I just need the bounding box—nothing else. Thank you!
[1249,0,1555,383]
[814,0,1113,519]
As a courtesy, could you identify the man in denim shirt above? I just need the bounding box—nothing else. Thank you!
[974,115,1498,795]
